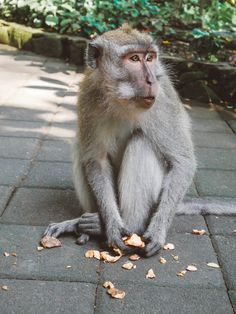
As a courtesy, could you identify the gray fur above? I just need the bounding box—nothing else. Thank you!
[44,27,235,257]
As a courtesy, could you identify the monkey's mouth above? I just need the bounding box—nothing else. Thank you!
[141,96,155,108]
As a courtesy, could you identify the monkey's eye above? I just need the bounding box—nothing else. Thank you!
[146,54,154,62]
[130,55,140,62]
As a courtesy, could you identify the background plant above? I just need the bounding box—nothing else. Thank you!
[0,0,235,62]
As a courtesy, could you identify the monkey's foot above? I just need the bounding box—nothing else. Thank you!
[77,213,103,236]
[43,219,80,238]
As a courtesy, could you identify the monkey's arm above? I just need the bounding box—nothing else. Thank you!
[84,158,131,251]
[143,105,196,257]
[144,150,196,256]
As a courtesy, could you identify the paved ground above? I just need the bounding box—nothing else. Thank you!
[0,44,235,314]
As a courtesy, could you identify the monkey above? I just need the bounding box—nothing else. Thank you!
[44,24,236,257]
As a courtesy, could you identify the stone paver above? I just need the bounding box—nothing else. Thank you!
[0,137,40,159]
[206,215,236,235]
[37,139,72,162]
[192,118,232,133]
[196,147,236,170]
[95,284,233,314]
[195,169,236,197]
[0,103,57,122]
[0,158,29,186]
[23,161,73,189]
[0,224,100,283]
[0,120,47,138]
[0,279,96,314]
[193,132,236,149]
[1,188,80,225]
[212,235,236,290]
[170,214,207,234]
[187,107,220,119]
[46,122,76,140]
[0,44,235,313]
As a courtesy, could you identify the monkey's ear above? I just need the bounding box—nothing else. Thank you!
[86,43,101,69]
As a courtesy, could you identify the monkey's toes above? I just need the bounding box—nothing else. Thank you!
[76,233,90,245]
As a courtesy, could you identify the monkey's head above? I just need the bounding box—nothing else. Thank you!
[86,24,161,110]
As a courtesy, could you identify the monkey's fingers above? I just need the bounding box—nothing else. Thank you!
[144,241,162,257]
[120,227,132,237]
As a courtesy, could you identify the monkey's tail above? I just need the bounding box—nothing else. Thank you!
[177,198,236,215]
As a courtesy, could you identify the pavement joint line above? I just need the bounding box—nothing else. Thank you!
[194,130,236,135]
[225,120,236,135]
[2,221,220,234]
[10,185,75,191]
[207,231,235,310]
[0,156,72,163]
[0,185,15,218]
[0,273,100,285]
[195,145,236,150]
[0,275,230,292]
[192,177,201,197]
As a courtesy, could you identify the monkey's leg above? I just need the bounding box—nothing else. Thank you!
[119,135,164,235]
[72,139,101,244]
[43,140,98,244]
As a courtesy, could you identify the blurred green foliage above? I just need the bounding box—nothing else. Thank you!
[0,0,235,39]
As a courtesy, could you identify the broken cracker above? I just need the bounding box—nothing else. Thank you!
[1,285,9,291]
[122,262,135,270]
[37,246,44,251]
[186,265,197,272]
[163,243,175,250]
[100,251,121,263]
[85,250,94,258]
[123,234,145,248]
[177,270,186,277]
[40,236,61,249]
[192,229,206,235]
[207,262,220,268]
[129,254,140,261]
[146,268,156,279]
[159,257,167,264]
[107,288,125,299]
[3,252,10,257]
[172,255,179,261]
[103,281,115,289]
[93,250,101,260]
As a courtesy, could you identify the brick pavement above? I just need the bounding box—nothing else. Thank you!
[0,44,235,314]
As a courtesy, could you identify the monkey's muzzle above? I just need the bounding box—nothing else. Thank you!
[141,96,155,108]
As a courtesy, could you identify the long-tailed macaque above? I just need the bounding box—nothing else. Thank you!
[44,25,236,256]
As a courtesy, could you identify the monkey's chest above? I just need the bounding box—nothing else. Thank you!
[107,127,132,171]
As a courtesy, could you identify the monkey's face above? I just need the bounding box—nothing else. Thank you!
[86,26,160,111]
[117,50,158,109]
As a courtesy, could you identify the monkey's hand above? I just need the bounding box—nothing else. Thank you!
[106,220,132,253]
[143,219,167,257]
